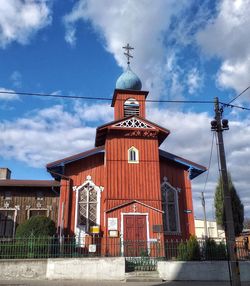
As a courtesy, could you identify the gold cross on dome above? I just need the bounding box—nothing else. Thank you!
[123,43,134,65]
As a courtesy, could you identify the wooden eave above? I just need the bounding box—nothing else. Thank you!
[159,149,207,180]
[0,180,60,188]
[46,146,105,169]
[105,200,164,214]
[111,89,149,107]
[95,115,170,147]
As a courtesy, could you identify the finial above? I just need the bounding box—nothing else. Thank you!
[122,43,134,66]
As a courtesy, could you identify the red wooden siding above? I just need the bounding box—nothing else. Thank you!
[113,92,146,120]
[60,153,106,235]
[105,135,162,208]
[106,202,164,241]
[160,158,195,239]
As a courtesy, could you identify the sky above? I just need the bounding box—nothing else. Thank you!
[0,0,250,221]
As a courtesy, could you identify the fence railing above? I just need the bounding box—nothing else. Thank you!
[0,236,249,261]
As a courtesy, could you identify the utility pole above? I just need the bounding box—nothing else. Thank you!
[201,191,208,238]
[211,97,241,286]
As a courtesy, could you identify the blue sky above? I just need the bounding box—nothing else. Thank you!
[0,0,250,219]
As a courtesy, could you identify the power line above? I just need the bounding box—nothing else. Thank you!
[227,85,250,105]
[203,132,215,193]
[0,90,214,104]
[222,102,250,111]
[1,90,250,111]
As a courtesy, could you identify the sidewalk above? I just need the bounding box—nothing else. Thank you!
[0,280,250,286]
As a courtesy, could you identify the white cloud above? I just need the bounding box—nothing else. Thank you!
[10,71,22,88]
[148,107,250,219]
[73,101,113,123]
[0,105,95,167]
[196,0,250,98]
[0,0,52,48]
[187,68,203,95]
[0,88,19,100]
[63,0,192,100]
[1,102,249,219]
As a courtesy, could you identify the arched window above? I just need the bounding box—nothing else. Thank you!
[128,146,139,163]
[73,176,103,234]
[124,98,139,117]
[161,177,180,233]
[78,184,97,230]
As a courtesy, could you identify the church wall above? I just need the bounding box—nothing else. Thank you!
[105,134,162,207]
[160,158,195,240]
[61,153,106,235]
[105,203,163,239]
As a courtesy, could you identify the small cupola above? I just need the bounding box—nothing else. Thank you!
[116,67,142,91]
[112,44,148,121]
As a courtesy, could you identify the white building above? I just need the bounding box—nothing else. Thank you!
[195,219,225,240]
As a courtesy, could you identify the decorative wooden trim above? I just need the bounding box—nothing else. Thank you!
[0,206,20,238]
[113,117,155,129]
[105,199,164,214]
[161,177,181,233]
[26,205,51,219]
[73,175,104,238]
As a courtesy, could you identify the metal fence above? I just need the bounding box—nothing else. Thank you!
[0,236,249,261]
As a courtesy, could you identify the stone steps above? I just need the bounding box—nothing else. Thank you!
[125,271,163,283]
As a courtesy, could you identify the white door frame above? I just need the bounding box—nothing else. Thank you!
[120,212,150,256]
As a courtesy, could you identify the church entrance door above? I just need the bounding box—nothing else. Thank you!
[123,214,147,257]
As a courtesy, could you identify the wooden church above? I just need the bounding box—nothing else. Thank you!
[47,45,206,255]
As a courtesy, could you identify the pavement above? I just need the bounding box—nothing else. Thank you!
[0,280,250,286]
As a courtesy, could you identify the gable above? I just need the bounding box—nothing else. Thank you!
[95,115,170,146]
[105,200,163,214]
[112,117,156,129]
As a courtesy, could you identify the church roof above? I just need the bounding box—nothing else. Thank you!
[95,115,170,147]
[0,179,60,188]
[46,146,105,178]
[115,67,142,91]
[46,145,205,180]
[159,149,207,180]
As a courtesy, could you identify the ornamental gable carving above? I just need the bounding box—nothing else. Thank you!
[112,117,155,129]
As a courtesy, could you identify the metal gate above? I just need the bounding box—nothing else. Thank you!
[125,256,158,271]
[123,240,163,272]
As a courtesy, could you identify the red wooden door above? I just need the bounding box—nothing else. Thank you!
[123,215,147,256]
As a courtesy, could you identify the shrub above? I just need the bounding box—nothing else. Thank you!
[177,236,201,261]
[15,216,56,238]
[203,238,227,260]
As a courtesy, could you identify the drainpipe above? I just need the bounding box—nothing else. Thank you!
[48,170,72,236]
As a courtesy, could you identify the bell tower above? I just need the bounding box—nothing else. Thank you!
[111,44,148,120]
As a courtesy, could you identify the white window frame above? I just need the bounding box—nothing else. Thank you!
[26,207,50,219]
[161,176,181,234]
[73,175,103,238]
[0,205,19,238]
[128,146,139,164]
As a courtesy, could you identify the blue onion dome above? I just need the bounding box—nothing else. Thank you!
[116,67,142,91]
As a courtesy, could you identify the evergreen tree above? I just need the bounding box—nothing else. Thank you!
[214,174,244,236]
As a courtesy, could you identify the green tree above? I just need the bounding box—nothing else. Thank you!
[214,175,244,236]
[15,216,56,238]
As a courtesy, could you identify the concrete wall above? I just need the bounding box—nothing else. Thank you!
[0,257,125,281]
[158,261,250,282]
[1,258,250,282]
[0,259,47,280]
[46,257,125,280]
